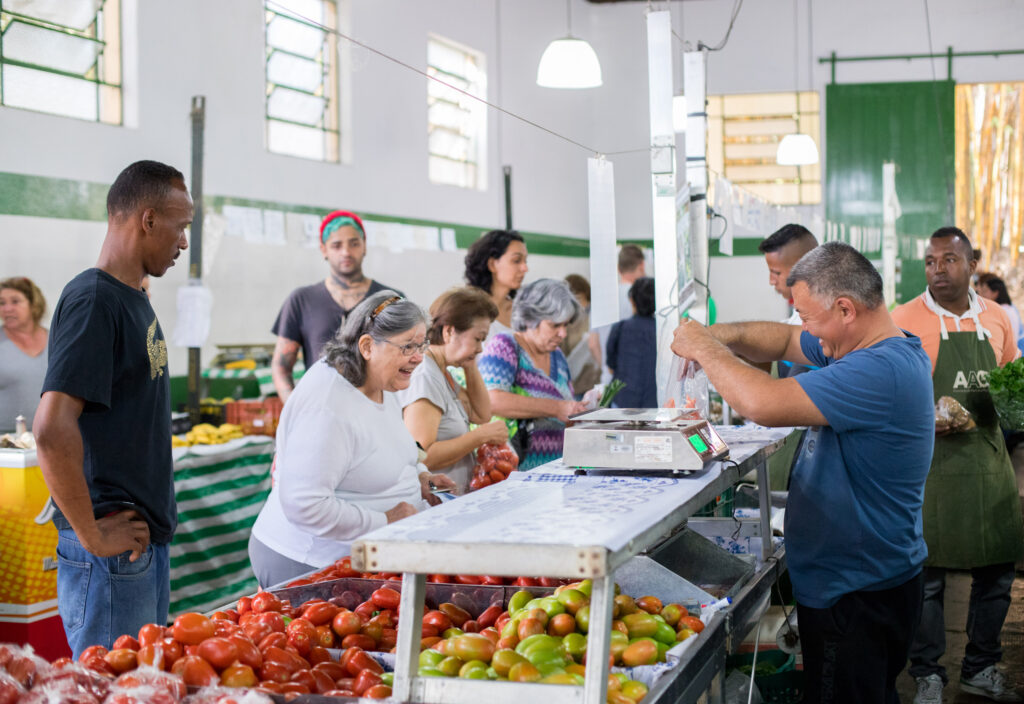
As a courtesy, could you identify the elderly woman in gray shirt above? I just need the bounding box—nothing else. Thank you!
[400,288,509,493]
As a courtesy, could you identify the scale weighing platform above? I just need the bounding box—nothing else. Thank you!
[562,408,729,475]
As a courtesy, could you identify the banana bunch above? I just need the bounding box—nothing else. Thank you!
[173,422,245,448]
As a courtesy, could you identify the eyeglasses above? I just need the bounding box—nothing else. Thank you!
[379,338,430,357]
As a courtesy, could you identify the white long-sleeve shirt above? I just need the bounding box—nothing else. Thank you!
[251,360,426,566]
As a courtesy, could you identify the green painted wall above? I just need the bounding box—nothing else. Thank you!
[0,171,764,258]
[825,81,955,302]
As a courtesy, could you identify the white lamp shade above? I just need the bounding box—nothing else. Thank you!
[536,38,603,89]
[776,133,819,166]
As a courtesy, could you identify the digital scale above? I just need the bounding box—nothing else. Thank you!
[562,408,729,475]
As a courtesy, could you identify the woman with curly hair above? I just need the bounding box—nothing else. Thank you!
[464,229,528,340]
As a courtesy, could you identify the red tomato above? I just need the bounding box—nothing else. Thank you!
[244,620,274,644]
[488,468,506,483]
[138,624,165,648]
[228,636,263,670]
[469,474,491,490]
[302,602,339,626]
[379,628,398,651]
[285,578,313,588]
[196,637,238,671]
[354,601,377,620]
[237,596,253,615]
[288,631,313,657]
[369,587,401,610]
[78,645,108,663]
[312,661,347,680]
[175,655,219,687]
[171,612,216,645]
[438,603,470,627]
[308,668,335,694]
[478,605,502,628]
[462,620,481,633]
[251,591,284,613]
[220,662,259,687]
[364,684,393,699]
[290,669,317,692]
[255,611,287,633]
[307,646,332,666]
[428,574,452,583]
[481,575,505,585]
[332,611,364,638]
[421,624,440,638]
[279,681,310,695]
[539,577,562,587]
[341,633,377,651]
[102,648,137,674]
[353,669,383,696]
[323,690,357,697]
[454,574,483,585]
[421,636,442,650]
[112,635,140,651]
[259,632,288,652]
[313,625,336,648]
[286,618,316,639]
[258,660,293,684]
[495,459,514,475]
[512,576,539,587]
[422,610,453,631]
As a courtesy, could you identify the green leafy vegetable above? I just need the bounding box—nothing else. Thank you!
[599,379,627,408]
[987,358,1024,430]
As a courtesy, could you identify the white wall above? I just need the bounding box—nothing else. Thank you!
[3,0,1023,370]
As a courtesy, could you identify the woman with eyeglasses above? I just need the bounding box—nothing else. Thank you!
[400,288,509,493]
[249,291,456,587]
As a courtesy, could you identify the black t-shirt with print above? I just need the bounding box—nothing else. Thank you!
[43,268,176,543]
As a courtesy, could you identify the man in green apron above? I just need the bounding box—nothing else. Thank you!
[892,227,1024,704]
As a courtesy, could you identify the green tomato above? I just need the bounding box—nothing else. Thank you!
[609,630,630,661]
[508,590,533,617]
[654,622,678,645]
[525,647,569,672]
[459,660,490,679]
[515,633,558,655]
[555,588,587,615]
[562,632,588,661]
[577,579,593,598]
[419,650,445,668]
[652,614,667,624]
[486,666,500,680]
[380,672,394,687]
[500,617,520,640]
[656,641,670,662]
[419,667,445,677]
[526,597,566,619]
[443,627,464,639]
[438,656,465,677]
[575,604,590,633]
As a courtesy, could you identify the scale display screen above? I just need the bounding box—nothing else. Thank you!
[687,434,708,453]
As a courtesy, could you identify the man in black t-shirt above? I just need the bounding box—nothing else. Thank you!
[271,210,403,401]
[34,160,191,657]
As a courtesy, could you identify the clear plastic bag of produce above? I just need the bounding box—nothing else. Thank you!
[469,442,519,490]
[986,358,1024,431]
[0,643,51,690]
[934,395,976,433]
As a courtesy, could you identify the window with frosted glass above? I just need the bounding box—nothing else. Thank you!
[0,0,122,124]
[264,0,339,162]
[427,35,486,190]
[706,91,821,206]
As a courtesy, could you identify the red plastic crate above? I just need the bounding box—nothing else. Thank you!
[225,398,283,436]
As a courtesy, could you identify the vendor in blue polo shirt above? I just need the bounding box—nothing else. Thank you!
[672,242,934,704]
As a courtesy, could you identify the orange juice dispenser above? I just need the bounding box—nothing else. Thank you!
[0,445,70,659]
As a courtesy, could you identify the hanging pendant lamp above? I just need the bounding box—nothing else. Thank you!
[537,0,603,89]
[776,0,818,166]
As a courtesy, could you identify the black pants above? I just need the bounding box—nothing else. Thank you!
[798,571,923,704]
[908,563,1016,684]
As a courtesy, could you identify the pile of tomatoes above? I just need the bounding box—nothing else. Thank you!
[284,555,570,590]
[469,442,519,490]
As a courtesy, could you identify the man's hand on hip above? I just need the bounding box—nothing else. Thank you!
[85,510,151,561]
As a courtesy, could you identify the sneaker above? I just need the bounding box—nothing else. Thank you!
[915,674,944,704]
[960,666,1023,702]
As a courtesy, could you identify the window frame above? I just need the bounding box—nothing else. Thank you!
[426,32,487,191]
[0,0,123,125]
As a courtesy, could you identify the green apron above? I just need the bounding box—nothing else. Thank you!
[922,330,1024,568]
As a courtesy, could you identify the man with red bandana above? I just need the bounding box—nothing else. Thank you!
[271,210,404,401]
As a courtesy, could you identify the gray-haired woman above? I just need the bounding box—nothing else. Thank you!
[249,291,456,587]
[478,279,589,470]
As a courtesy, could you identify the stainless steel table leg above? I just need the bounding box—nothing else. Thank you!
[583,574,614,704]
[755,459,773,564]
[392,572,426,702]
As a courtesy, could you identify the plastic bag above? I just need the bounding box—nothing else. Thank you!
[935,396,976,433]
[469,442,519,490]
[682,363,710,419]
[112,666,187,701]
[183,688,274,704]
[0,644,51,690]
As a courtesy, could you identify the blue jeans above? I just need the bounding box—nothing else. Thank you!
[55,529,170,659]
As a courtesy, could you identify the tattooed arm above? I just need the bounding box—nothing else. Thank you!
[272,336,301,402]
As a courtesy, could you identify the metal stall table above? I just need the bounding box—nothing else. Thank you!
[350,426,793,704]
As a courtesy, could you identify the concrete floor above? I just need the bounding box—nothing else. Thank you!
[893,572,1024,703]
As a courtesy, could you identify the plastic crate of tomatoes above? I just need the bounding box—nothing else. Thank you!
[469,442,518,490]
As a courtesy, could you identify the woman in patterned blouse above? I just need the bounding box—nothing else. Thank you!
[478,279,588,469]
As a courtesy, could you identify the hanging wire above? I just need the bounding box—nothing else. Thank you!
[265,0,613,158]
[697,0,744,52]
[921,0,956,224]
